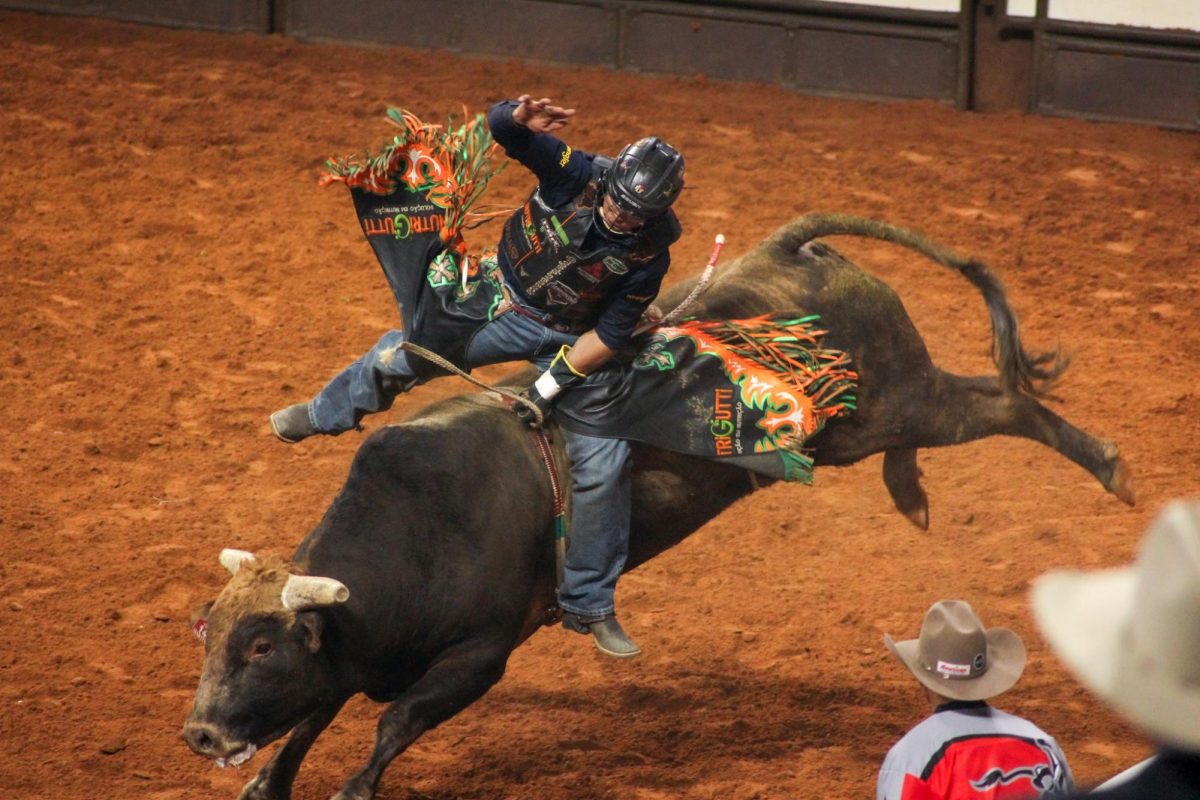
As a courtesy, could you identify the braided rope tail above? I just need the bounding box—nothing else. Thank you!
[397,340,547,423]
[635,233,726,335]
[765,213,1068,398]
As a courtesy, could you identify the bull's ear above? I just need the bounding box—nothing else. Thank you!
[294,611,324,654]
[190,601,214,643]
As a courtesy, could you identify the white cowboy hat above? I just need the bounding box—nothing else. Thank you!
[1032,499,1200,750]
[885,599,1026,701]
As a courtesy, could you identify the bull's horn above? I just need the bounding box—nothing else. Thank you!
[281,575,350,610]
[219,548,256,575]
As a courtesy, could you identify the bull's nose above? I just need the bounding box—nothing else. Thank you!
[183,719,226,757]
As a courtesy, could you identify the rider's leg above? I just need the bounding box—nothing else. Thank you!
[558,430,640,657]
[304,329,420,435]
[469,312,640,656]
[463,310,557,368]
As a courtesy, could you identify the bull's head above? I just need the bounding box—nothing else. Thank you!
[182,549,349,768]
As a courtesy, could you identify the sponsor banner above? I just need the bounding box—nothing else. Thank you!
[345,150,501,380]
[555,316,856,483]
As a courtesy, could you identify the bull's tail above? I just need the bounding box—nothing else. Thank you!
[766,213,1069,398]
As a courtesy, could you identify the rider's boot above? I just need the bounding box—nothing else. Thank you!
[270,403,317,444]
[562,611,641,659]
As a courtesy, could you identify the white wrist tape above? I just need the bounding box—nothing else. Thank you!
[533,370,563,401]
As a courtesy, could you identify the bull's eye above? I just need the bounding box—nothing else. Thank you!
[249,638,275,660]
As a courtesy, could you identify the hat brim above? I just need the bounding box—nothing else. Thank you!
[1030,568,1132,699]
[885,628,1026,701]
[1032,568,1200,750]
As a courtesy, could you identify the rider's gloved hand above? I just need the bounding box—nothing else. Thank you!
[516,345,585,429]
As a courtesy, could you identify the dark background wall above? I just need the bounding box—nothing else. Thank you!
[2,0,1195,130]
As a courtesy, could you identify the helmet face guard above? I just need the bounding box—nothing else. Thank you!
[605,137,685,219]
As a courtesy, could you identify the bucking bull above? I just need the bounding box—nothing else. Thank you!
[184,214,1133,800]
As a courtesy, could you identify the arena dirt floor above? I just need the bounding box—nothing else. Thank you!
[2,10,1198,800]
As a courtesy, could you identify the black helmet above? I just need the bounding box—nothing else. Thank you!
[605,137,685,218]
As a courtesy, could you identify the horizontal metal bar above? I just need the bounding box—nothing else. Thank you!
[644,0,960,26]
[1036,106,1198,133]
[997,9,1200,48]
[1044,31,1200,63]
[625,0,960,36]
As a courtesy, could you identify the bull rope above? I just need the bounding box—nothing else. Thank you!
[397,341,547,423]
[528,427,568,593]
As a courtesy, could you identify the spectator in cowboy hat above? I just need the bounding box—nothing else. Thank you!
[1032,499,1200,799]
[877,599,1075,800]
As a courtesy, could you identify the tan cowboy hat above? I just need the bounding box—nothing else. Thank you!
[884,600,1026,701]
[1032,499,1200,751]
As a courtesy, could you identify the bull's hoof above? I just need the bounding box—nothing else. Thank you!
[902,503,930,531]
[330,791,373,800]
[238,773,284,800]
[1100,440,1135,506]
[882,449,929,530]
[1106,456,1136,507]
[331,780,375,800]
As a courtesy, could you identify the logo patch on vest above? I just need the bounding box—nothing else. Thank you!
[577,261,606,284]
[602,256,628,275]
[545,281,579,307]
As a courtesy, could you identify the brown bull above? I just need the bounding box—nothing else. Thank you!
[184,214,1132,800]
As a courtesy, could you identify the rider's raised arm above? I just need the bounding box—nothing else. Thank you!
[487,99,593,205]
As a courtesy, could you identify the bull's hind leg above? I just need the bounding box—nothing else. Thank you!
[332,639,511,800]
[883,448,930,530]
[928,373,1135,505]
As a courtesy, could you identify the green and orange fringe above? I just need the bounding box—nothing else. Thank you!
[666,314,858,481]
[319,107,506,256]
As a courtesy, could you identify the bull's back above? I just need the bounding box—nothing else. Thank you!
[673,239,934,390]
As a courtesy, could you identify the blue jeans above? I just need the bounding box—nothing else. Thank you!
[308,329,419,434]
[308,310,633,618]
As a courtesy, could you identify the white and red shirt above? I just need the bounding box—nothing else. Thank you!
[877,701,1074,800]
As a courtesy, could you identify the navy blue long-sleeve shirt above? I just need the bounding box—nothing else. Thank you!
[487,100,671,350]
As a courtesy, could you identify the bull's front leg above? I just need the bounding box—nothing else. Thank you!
[332,638,512,800]
[238,697,347,800]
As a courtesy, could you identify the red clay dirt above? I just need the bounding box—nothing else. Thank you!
[1,10,1198,800]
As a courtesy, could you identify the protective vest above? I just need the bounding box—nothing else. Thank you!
[500,160,681,332]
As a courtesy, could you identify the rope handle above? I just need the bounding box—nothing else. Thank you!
[637,233,725,334]
[398,341,549,428]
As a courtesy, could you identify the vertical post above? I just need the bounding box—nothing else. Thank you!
[956,0,978,110]
[1028,0,1049,112]
[267,0,288,36]
[615,4,629,71]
